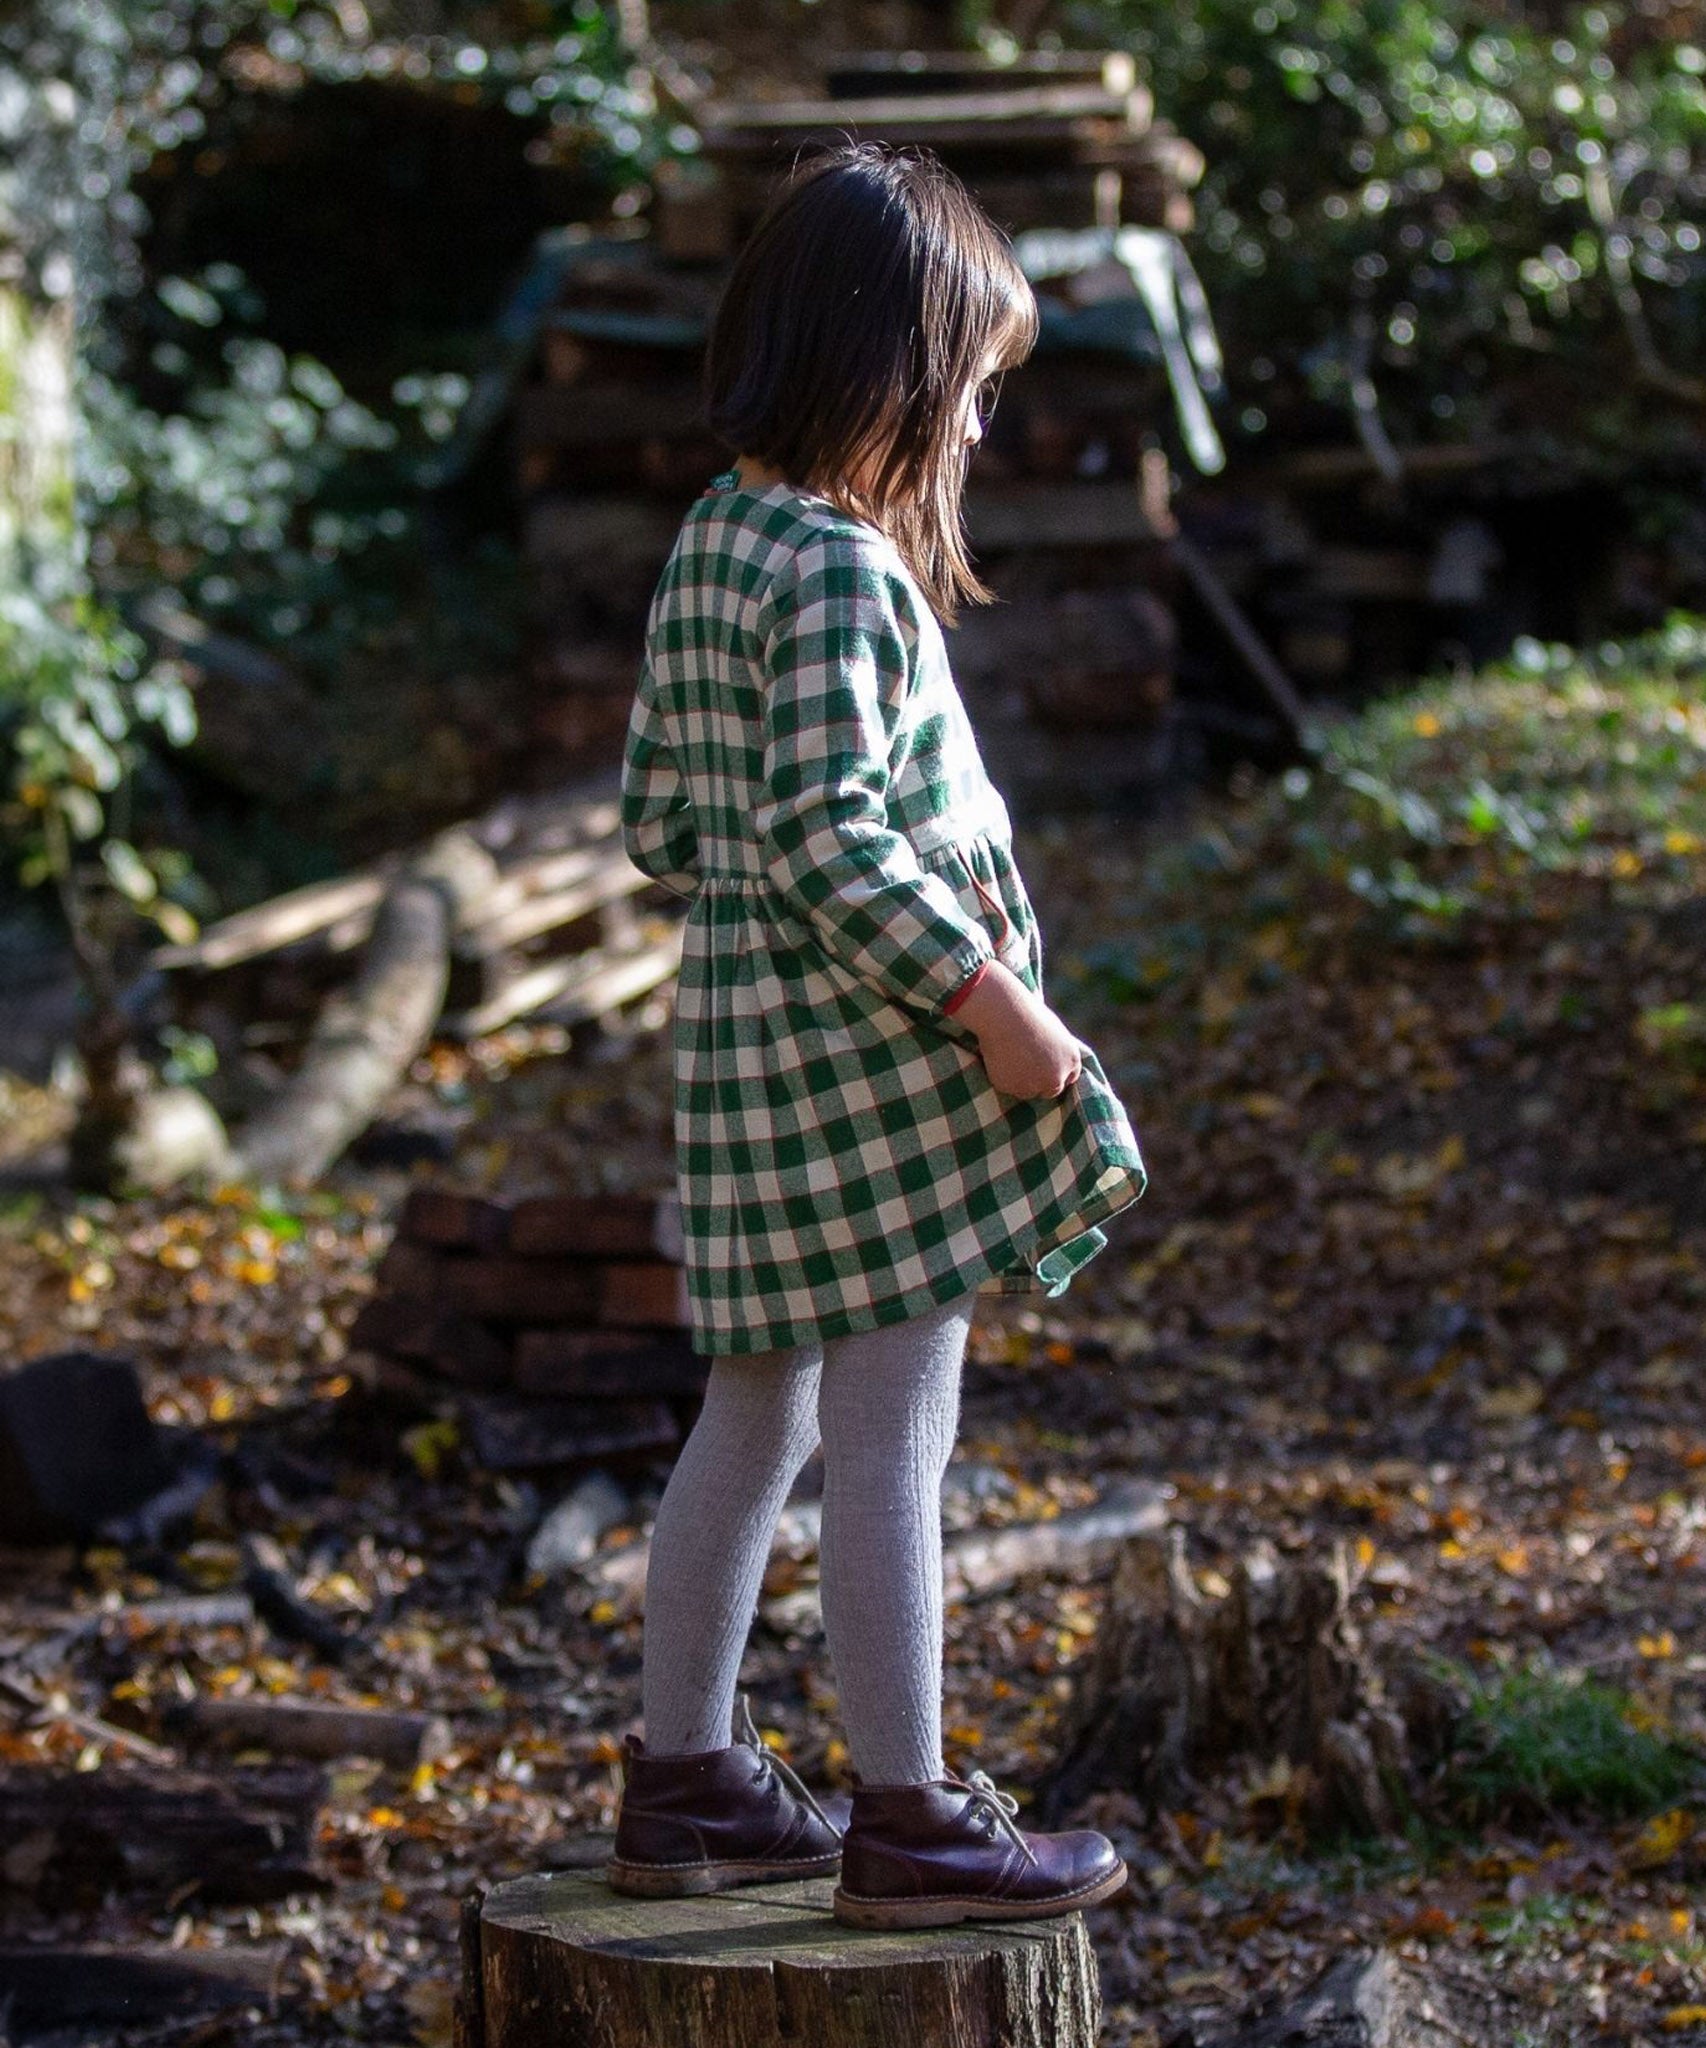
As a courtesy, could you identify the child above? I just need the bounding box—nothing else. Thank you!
[612,139,1147,1930]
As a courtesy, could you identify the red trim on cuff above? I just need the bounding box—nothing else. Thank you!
[942,957,993,1017]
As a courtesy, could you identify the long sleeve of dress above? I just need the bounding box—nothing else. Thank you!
[621,658,702,900]
[754,531,996,1020]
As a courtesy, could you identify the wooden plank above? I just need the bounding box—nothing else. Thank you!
[700,80,1152,133]
[151,870,389,971]
[824,50,1137,96]
[443,931,683,1041]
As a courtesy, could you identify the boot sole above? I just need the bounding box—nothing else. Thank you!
[606,1851,841,1897]
[832,1859,1128,1929]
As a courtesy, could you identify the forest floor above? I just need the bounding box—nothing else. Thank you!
[1,621,1704,2046]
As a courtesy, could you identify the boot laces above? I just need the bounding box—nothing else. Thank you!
[734,1692,836,1835]
[959,1769,1038,1865]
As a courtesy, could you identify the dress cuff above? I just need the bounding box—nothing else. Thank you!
[941,956,994,1017]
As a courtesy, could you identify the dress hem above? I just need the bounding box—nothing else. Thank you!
[683,1154,1148,1358]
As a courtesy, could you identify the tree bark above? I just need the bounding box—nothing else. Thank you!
[474,1869,1101,2048]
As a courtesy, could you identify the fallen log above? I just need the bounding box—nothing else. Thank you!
[941,1478,1170,1600]
[0,1760,326,1905]
[0,1941,282,2034]
[169,1694,452,1767]
[231,827,500,1185]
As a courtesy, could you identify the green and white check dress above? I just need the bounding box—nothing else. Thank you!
[621,468,1147,1357]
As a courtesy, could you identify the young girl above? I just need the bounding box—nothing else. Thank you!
[612,139,1147,1930]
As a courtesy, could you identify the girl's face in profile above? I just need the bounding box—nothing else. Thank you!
[852,345,1004,497]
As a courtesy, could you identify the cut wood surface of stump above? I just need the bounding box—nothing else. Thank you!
[468,1868,1101,2048]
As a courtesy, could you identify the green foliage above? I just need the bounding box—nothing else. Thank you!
[1013,0,1706,476]
[1436,1658,1700,1824]
[0,584,200,947]
[0,1,658,936]
[1288,610,1706,940]
[82,272,421,658]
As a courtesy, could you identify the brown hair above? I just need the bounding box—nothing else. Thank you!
[702,139,1038,626]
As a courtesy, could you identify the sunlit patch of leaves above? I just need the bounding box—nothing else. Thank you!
[1306,613,1706,941]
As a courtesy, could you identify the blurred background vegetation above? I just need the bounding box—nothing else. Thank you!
[1,0,1702,983]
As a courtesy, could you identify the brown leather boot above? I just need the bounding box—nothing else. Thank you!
[607,1695,844,1897]
[833,1768,1128,1928]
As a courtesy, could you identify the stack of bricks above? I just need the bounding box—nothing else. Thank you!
[350,1185,707,1471]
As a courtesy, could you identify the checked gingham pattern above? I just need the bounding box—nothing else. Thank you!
[621,470,1147,1356]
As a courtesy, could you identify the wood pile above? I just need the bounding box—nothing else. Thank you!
[349,1182,706,1473]
[139,773,687,1188]
[154,778,676,1048]
[512,45,1217,805]
[675,47,1202,254]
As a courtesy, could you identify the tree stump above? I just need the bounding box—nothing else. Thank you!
[1189,1949,1542,2047]
[1040,1531,1439,1835]
[462,1869,1101,2048]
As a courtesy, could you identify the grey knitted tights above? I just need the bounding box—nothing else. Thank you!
[638,1291,977,1785]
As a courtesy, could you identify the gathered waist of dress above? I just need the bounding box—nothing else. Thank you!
[689,801,1013,895]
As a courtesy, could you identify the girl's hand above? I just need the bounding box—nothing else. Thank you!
[952,961,1084,1100]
